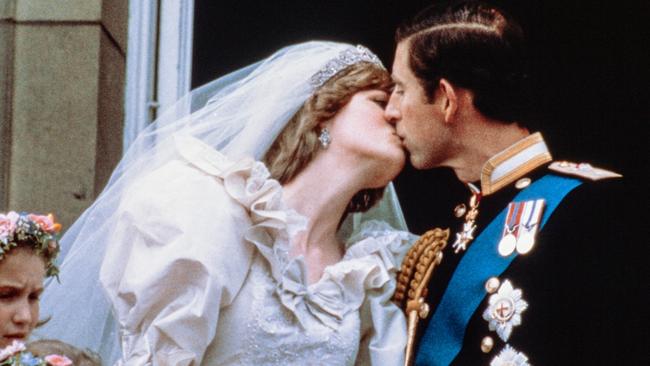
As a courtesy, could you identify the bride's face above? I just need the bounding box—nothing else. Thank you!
[328,89,406,186]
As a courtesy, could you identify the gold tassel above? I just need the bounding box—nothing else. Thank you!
[393,228,450,366]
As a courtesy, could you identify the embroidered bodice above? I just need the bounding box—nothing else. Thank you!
[100,136,412,365]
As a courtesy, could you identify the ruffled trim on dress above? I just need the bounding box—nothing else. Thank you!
[175,134,412,330]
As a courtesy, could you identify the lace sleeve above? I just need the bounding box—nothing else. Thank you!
[99,160,254,365]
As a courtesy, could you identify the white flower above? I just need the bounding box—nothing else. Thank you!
[490,345,530,366]
[0,212,18,241]
[0,340,26,361]
[482,279,528,342]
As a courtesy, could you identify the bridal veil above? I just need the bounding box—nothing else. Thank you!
[36,41,408,363]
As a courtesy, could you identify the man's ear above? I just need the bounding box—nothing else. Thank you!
[438,78,458,124]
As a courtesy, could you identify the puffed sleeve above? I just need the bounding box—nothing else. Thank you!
[356,283,409,366]
[99,159,254,366]
[350,221,415,366]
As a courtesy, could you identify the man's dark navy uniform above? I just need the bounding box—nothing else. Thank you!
[384,2,645,364]
[410,132,641,365]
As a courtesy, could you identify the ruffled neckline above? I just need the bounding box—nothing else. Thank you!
[175,135,412,329]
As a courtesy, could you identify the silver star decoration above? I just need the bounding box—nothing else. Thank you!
[452,222,476,253]
[490,345,530,366]
[482,280,528,342]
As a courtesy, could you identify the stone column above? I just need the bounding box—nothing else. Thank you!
[0,0,127,228]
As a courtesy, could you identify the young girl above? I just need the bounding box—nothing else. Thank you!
[0,211,61,365]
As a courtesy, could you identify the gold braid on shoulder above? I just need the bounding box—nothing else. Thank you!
[392,228,450,366]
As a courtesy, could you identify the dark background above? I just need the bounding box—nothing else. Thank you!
[192,0,648,234]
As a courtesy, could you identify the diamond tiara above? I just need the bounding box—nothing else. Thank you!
[309,45,384,88]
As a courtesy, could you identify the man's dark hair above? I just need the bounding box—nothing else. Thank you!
[396,1,530,123]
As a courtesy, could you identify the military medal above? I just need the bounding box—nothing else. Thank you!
[482,279,528,342]
[452,183,481,253]
[498,231,517,257]
[498,202,523,256]
[498,199,546,256]
[490,345,530,366]
[515,229,535,254]
[515,199,545,255]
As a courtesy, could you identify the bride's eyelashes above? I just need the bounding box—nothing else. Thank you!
[373,98,388,107]
[369,91,389,107]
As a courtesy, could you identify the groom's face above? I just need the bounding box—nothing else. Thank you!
[385,41,452,170]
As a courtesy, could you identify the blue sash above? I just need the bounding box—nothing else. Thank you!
[415,174,582,366]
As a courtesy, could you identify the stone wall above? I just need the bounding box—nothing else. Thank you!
[0,0,127,229]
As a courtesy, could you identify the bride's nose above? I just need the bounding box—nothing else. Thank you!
[384,95,401,123]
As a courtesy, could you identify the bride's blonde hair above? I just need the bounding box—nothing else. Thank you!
[263,62,392,213]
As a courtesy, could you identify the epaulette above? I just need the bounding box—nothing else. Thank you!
[393,228,450,366]
[548,161,622,181]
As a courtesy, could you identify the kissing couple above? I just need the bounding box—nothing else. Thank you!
[39,2,631,365]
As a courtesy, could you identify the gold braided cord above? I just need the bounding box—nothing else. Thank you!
[393,231,432,306]
[392,227,450,366]
[393,228,450,308]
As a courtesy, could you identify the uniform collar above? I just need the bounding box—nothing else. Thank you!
[479,132,553,196]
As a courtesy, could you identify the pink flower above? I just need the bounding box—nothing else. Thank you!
[0,212,18,240]
[44,354,73,366]
[0,340,26,361]
[28,213,61,234]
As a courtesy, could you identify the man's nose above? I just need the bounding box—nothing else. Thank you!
[384,94,401,124]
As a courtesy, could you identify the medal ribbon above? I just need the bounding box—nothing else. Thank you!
[502,202,516,236]
[521,199,543,232]
[415,174,582,366]
[503,201,525,236]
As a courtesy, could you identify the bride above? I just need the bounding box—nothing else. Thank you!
[37,41,413,365]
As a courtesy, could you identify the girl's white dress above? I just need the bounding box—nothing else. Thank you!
[100,136,412,365]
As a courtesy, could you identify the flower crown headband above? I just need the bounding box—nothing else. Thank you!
[0,211,61,278]
[1,340,72,366]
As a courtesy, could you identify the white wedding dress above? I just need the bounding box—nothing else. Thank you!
[37,42,412,366]
[99,136,412,365]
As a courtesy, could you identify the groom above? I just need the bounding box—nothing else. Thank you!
[385,2,640,365]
